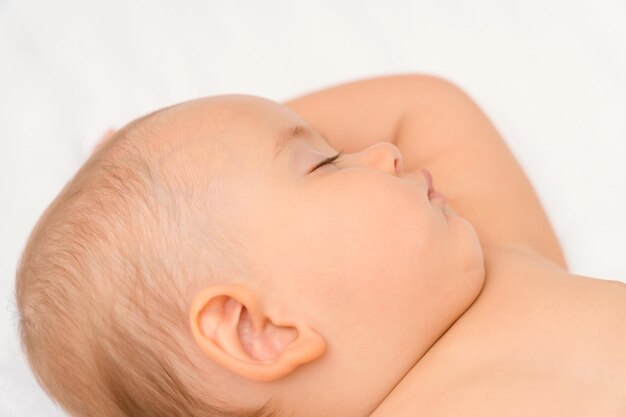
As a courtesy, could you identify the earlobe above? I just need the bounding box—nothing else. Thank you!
[189,284,326,382]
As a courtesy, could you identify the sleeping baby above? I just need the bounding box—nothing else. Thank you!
[15,74,626,417]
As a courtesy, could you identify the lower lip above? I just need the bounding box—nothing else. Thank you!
[428,190,447,202]
[421,169,447,202]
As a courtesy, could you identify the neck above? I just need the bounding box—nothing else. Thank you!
[368,295,485,416]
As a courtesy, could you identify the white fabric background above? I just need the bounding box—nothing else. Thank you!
[1,0,625,415]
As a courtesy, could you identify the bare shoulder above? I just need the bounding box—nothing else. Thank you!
[481,242,568,271]
[430,244,626,416]
[481,243,626,359]
[368,241,626,417]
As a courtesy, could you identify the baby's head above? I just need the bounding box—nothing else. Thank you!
[15,95,485,417]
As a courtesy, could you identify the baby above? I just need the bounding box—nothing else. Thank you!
[14,74,626,417]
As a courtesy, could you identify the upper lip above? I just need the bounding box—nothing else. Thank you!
[421,169,433,194]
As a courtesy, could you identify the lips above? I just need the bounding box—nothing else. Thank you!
[421,169,433,192]
[421,169,447,202]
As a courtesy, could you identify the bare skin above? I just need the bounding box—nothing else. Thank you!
[98,96,486,417]
[96,75,626,416]
[282,74,626,415]
[369,246,626,416]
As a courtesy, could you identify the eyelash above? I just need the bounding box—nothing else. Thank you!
[311,150,344,172]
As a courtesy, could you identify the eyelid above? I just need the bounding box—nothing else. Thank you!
[309,150,344,173]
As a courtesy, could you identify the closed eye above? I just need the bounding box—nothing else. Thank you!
[309,150,344,173]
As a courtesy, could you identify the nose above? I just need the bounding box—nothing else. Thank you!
[350,142,403,175]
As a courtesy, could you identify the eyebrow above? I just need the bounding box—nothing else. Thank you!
[273,125,316,161]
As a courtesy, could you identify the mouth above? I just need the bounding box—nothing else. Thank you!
[421,169,447,202]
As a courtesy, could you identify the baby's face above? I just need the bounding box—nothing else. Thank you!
[141,94,484,404]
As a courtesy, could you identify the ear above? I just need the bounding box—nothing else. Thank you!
[189,284,326,382]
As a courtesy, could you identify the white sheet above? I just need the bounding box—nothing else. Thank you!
[1,0,625,415]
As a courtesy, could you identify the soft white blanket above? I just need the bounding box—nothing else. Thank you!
[1,0,625,415]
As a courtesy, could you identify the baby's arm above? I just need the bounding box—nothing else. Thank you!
[283,74,567,269]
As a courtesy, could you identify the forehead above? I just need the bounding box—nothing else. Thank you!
[125,95,282,151]
[176,95,335,155]
[160,95,310,150]
[144,95,323,179]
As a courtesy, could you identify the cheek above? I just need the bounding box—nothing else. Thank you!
[296,171,443,275]
[266,170,446,290]
[280,176,443,311]
[275,195,452,385]
[261,179,466,388]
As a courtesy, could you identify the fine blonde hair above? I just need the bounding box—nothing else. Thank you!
[15,112,284,417]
